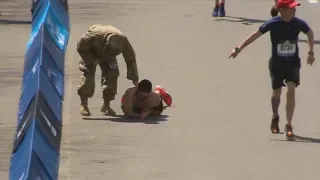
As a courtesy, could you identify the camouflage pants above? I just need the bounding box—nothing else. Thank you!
[76,42,119,103]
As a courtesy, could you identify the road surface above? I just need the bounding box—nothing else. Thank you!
[1,0,320,180]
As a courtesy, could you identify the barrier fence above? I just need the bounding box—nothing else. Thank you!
[9,0,70,179]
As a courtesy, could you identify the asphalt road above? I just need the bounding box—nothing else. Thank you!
[1,0,320,180]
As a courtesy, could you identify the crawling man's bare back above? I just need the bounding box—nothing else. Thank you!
[121,79,172,120]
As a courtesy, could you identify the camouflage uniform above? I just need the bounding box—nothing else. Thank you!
[76,24,139,116]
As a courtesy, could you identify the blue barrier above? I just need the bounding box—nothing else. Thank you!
[9,0,70,179]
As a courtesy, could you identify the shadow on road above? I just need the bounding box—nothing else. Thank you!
[0,19,31,24]
[214,16,266,25]
[294,135,320,144]
[82,114,169,124]
[298,39,320,45]
[270,134,320,144]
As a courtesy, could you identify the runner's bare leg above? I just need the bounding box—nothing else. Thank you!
[271,88,281,117]
[215,0,225,4]
[286,82,296,126]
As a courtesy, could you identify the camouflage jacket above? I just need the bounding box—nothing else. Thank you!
[80,24,139,81]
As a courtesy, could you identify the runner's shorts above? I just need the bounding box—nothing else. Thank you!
[269,58,301,90]
[121,96,164,115]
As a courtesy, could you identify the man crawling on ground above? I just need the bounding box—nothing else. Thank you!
[121,79,172,120]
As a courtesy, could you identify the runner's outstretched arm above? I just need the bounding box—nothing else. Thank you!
[237,29,263,51]
[229,29,263,59]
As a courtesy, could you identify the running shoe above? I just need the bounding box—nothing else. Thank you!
[218,3,226,17]
[284,124,295,139]
[270,116,280,133]
[212,4,219,17]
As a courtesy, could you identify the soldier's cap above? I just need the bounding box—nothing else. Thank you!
[105,33,123,50]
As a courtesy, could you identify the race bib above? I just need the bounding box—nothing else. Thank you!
[277,40,297,57]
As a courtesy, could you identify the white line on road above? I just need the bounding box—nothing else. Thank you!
[308,0,318,3]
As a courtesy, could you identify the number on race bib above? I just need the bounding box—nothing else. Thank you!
[277,41,297,57]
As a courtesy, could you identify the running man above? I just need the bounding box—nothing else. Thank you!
[212,0,226,17]
[121,79,172,120]
[229,0,315,139]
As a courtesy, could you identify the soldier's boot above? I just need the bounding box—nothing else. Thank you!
[100,97,116,116]
[80,97,91,116]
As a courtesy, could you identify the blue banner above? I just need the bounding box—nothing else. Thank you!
[11,91,62,180]
[9,0,69,179]
[17,45,63,124]
[28,151,52,180]
[28,0,70,52]
[44,7,69,51]
[12,96,35,154]
[10,123,35,180]
[35,92,62,151]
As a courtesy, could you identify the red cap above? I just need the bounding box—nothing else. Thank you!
[277,0,300,9]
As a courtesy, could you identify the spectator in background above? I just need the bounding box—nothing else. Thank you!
[212,0,226,17]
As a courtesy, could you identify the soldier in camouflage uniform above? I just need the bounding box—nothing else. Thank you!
[77,24,139,116]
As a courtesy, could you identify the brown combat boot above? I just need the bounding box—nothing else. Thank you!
[100,98,116,116]
[80,97,91,116]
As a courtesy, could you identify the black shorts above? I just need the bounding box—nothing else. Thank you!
[269,58,300,90]
[152,100,164,115]
[132,99,164,115]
